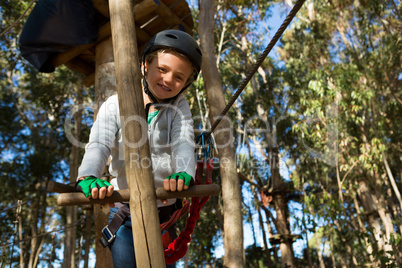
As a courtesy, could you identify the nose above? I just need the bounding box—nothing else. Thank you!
[163,72,173,84]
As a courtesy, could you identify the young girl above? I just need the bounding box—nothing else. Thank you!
[75,29,202,267]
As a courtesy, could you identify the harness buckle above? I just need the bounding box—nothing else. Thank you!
[99,225,115,248]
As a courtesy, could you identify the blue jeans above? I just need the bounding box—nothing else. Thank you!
[108,206,176,268]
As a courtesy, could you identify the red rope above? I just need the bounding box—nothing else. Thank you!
[164,159,213,264]
[160,200,190,232]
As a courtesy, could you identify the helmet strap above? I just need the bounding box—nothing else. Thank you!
[142,77,159,103]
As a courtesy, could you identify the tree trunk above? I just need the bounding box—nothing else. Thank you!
[64,84,82,268]
[94,204,114,268]
[93,36,116,268]
[83,209,92,268]
[18,200,24,268]
[273,193,294,268]
[313,232,325,268]
[351,185,377,265]
[270,148,294,268]
[250,184,272,266]
[371,172,395,257]
[63,206,73,268]
[257,206,272,266]
[357,179,385,253]
[49,234,56,268]
[198,0,245,267]
[29,181,48,268]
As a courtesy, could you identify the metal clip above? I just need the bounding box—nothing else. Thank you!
[99,225,115,247]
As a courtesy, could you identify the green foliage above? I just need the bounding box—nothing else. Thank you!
[276,0,401,266]
[245,244,271,268]
[1,0,401,266]
[198,0,400,266]
[1,1,94,266]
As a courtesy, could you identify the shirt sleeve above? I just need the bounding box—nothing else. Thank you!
[77,95,120,180]
[170,98,196,178]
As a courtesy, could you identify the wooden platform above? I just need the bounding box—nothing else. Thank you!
[49,0,194,87]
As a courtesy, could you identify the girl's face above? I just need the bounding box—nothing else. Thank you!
[144,52,193,102]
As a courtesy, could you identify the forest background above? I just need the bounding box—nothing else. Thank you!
[0,0,401,267]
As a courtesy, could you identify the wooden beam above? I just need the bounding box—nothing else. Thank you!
[65,58,94,76]
[97,22,112,41]
[109,0,166,266]
[53,0,190,81]
[92,0,148,18]
[156,184,220,199]
[48,10,146,71]
[49,44,94,69]
[47,181,75,193]
[154,1,192,34]
[165,0,194,29]
[83,73,95,87]
[134,0,160,22]
[57,185,221,206]
[92,0,110,17]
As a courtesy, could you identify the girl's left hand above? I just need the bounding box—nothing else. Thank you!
[161,172,193,205]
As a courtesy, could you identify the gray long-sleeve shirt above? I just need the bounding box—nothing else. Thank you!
[77,94,196,206]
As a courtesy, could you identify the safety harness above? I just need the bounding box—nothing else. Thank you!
[100,133,215,264]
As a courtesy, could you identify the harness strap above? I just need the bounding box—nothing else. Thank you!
[99,203,130,248]
[100,202,179,247]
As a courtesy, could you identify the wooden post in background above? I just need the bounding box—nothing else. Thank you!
[93,36,116,268]
[108,0,166,266]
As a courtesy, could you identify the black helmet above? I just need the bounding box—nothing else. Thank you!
[141,29,202,81]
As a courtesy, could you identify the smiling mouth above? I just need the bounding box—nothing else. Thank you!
[159,84,171,91]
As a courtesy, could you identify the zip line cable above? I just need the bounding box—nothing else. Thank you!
[0,0,37,38]
[204,0,306,140]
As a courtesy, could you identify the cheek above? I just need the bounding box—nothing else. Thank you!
[174,81,186,91]
[147,71,159,82]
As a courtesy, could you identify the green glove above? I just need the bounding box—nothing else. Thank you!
[75,176,111,198]
[165,172,194,187]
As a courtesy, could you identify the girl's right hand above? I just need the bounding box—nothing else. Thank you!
[76,176,114,199]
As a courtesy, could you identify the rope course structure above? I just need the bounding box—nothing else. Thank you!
[2,0,307,266]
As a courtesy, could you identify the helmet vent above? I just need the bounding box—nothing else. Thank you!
[165,33,178,39]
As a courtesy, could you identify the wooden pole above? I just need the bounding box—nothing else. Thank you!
[108,0,165,266]
[56,185,221,206]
